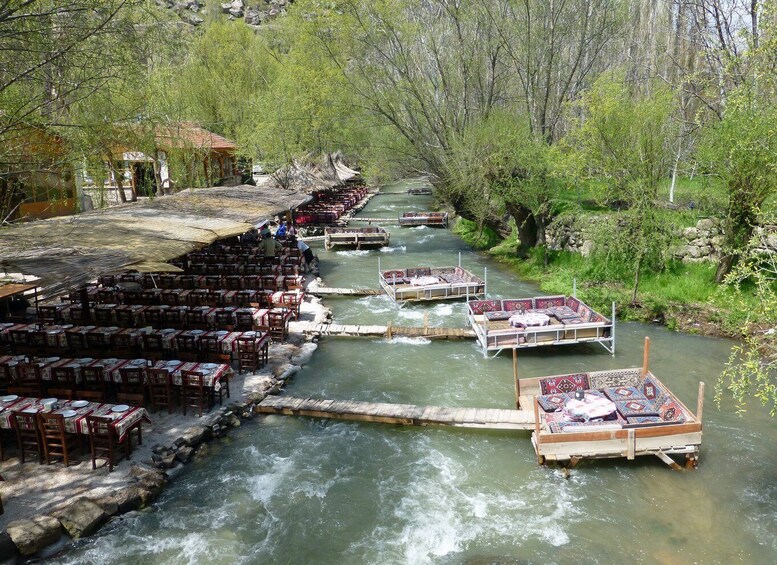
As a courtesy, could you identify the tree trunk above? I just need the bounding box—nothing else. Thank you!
[106,152,127,204]
[505,202,537,257]
[631,256,642,305]
[714,253,735,283]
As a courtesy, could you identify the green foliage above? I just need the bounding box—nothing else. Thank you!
[453,218,503,250]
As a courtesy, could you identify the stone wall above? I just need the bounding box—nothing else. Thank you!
[673,218,724,263]
[155,0,291,27]
[546,216,595,257]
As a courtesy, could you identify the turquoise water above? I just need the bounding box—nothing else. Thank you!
[54,182,777,564]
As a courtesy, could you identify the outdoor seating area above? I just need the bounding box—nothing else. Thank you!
[294,185,368,226]
[324,226,390,250]
[398,212,449,227]
[467,295,615,355]
[379,265,485,303]
[518,339,704,468]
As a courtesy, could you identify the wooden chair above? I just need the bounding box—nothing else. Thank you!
[7,386,38,397]
[0,365,13,395]
[200,335,231,364]
[186,309,209,330]
[118,366,146,398]
[16,364,43,397]
[237,336,261,374]
[141,334,165,360]
[233,291,254,307]
[75,390,104,403]
[111,332,136,358]
[86,415,129,472]
[85,331,107,354]
[175,334,199,362]
[188,289,209,307]
[204,275,222,290]
[10,411,43,464]
[161,290,182,306]
[146,369,175,414]
[114,394,146,450]
[225,276,242,291]
[50,366,78,394]
[144,307,165,327]
[213,310,235,331]
[159,275,177,289]
[65,331,89,354]
[180,371,210,417]
[164,308,186,328]
[114,308,135,327]
[37,305,61,325]
[28,330,49,355]
[81,365,109,398]
[93,307,114,325]
[46,388,74,401]
[37,412,79,466]
[234,310,255,331]
[268,310,288,342]
[8,330,31,355]
[179,275,197,290]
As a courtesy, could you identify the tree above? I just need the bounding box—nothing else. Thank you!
[565,73,678,303]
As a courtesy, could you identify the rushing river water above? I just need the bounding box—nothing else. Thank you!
[56,181,777,564]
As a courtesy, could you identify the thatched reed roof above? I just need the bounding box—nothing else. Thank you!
[0,184,310,298]
[271,153,361,194]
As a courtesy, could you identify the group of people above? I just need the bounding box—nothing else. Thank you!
[242,220,318,274]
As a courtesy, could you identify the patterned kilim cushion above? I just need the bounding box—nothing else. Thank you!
[658,397,686,422]
[623,416,678,428]
[539,373,590,395]
[615,399,659,418]
[537,393,570,412]
[535,295,565,309]
[565,296,581,312]
[503,299,533,312]
[548,420,623,433]
[588,369,641,390]
[485,311,511,321]
[640,376,662,401]
[604,386,647,402]
[468,300,501,315]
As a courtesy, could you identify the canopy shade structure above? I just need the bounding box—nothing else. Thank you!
[0,185,310,298]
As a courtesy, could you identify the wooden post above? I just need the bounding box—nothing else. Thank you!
[513,348,520,409]
[640,336,651,378]
[696,381,705,423]
[423,312,429,335]
[533,398,543,465]
[386,320,392,339]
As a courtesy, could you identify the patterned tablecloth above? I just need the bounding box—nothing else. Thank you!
[0,396,149,442]
[564,394,617,421]
[508,312,551,328]
[151,360,231,388]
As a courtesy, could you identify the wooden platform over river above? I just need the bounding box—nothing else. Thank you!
[289,320,475,339]
[256,396,536,430]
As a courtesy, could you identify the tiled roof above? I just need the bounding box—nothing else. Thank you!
[156,122,237,151]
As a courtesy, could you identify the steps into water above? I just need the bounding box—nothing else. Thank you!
[256,396,536,430]
[289,321,475,339]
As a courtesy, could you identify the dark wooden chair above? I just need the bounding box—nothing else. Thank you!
[28,330,49,355]
[50,366,78,394]
[234,310,255,331]
[111,332,136,358]
[146,369,175,414]
[268,310,288,341]
[7,386,38,397]
[118,366,146,398]
[179,275,197,290]
[161,290,182,306]
[200,335,231,364]
[237,336,261,374]
[86,415,129,472]
[186,309,209,330]
[144,307,165,327]
[114,393,145,450]
[139,289,159,305]
[37,305,61,325]
[225,276,242,291]
[93,307,114,326]
[175,334,199,362]
[85,331,108,354]
[16,364,43,397]
[0,364,13,395]
[65,331,89,354]
[46,388,74,401]
[81,365,109,398]
[180,371,210,417]
[164,308,186,328]
[213,310,235,331]
[11,411,43,464]
[114,308,135,327]
[204,275,222,290]
[233,291,254,307]
[37,412,79,466]
[141,334,165,360]
[159,275,177,289]
[188,289,209,307]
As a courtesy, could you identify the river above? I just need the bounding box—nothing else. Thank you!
[54,181,777,564]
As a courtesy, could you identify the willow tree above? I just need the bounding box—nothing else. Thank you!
[565,74,678,304]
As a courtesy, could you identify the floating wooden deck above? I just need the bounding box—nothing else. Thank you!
[256,396,536,430]
[289,321,475,339]
[345,217,396,224]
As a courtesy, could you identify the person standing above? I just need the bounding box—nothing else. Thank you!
[291,236,316,273]
[260,232,281,259]
[276,221,287,239]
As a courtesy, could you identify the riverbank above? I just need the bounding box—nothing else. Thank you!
[0,286,332,561]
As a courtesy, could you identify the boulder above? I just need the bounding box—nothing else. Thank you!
[697,218,716,231]
[178,425,211,448]
[57,498,107,539]
[683,226,699,239]
[102,486,146,514]
[6,515,62,556]
[175,446,194,464]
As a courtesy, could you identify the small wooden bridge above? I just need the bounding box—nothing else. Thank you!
[289,321,475,339]
[256,396,536,430]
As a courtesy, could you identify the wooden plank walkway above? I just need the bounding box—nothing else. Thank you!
[307,287,382,296]
[289,321,475,339]
[257,396,536,430]
[345,217,396,223]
